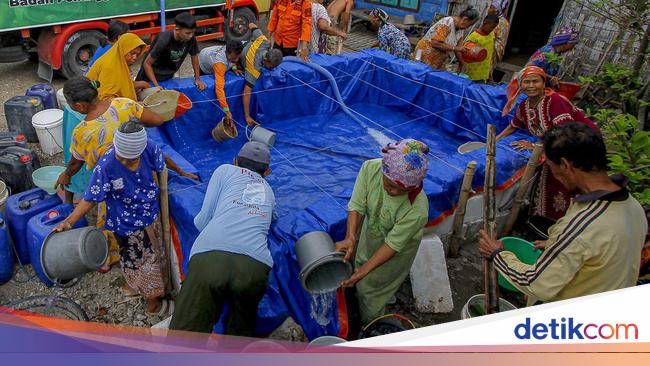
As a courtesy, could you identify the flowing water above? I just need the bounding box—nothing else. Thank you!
[310,291,336,327]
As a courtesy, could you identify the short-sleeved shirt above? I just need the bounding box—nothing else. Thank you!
[190,164,276,267]
[242,28,271,88]
[136,30,199,82]
[415,16,462,70]
[348,159,429,323]
[464,30,495,82]
[378,23,412,59]
[71,98,144,169]
[84,139,164,236]
[198,45,231,75]
[310,3,331,54]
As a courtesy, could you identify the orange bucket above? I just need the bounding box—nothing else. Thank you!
[461,42,487,63]
[557,82,581,101]
[174,92,193,118]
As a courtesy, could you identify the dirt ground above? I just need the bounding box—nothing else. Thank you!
[0,22,505,340]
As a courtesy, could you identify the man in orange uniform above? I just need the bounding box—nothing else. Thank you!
[268,0,313,60]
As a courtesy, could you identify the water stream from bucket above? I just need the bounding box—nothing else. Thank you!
[310,291,336,328]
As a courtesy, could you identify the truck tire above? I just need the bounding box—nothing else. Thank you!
[60,30,104,79]
[224,7,256,43]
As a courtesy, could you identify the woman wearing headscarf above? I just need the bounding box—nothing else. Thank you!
[86,32,150,100]
[55,122,173,317]
[414,6,480,70]
[488,1,510,73]
[527,26,580,82]
[497,66,599,221]
[56,77,196,274]
[368,8,412,59]
[336,139,429,325]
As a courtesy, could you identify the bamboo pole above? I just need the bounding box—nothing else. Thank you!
[483,125,500,314]
[158,167,172,295]
[502,142,544,236]
[448,160,477,258]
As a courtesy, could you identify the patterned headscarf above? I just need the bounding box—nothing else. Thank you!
[369,9,389,24]
[491,0,509,15]
[502,65,554,116]
[550,26,580,46]
[381,139,429,190]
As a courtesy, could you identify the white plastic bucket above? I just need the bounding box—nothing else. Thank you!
[32,109,64,156]
[0,180,8,214]
[56,88,67,109]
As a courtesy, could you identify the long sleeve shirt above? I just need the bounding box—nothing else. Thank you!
[268,0,312,49]
[493,176,646,306]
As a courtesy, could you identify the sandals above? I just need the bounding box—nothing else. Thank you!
[146,299,174,317]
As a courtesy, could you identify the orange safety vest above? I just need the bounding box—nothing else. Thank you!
[267,0,313,49]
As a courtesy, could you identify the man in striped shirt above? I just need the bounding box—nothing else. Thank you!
[480,123,646,306]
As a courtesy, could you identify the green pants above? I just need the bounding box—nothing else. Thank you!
[169,250,270,336]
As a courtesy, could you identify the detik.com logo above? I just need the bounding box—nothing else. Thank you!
[514,318,638,340]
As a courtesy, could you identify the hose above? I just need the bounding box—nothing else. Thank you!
[283,57,368,129]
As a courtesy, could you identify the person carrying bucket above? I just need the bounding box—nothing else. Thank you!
[54,122,175,317]
[463,13,499,83]
[198,41,244,127]
[480,123,646,306]
[242,23,284,127]
[170,141,275,336]
[56,77,197,274]
[335,139,429,325]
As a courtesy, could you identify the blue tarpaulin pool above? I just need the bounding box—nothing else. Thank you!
[150,49,532,340]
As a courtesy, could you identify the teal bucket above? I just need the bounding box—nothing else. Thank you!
[32,166,65,195]
[498,237,542,292]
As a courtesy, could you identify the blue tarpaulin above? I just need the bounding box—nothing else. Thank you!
[151,49,532,340]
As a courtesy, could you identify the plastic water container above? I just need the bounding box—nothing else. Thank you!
[26,84,58,110]
[32,109,64,156]
[4,96,44,142]
[56,88,68,110]
[27,204,87,286]
[0,132,28,149]
[5,188,62,264]
[0,213,14,285]
[0,146,41,194]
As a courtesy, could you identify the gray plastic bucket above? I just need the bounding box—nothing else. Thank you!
[137,86,163,102]
[460,294,517,319]
[246,125,276,146]
[295,231,352,294]
[308,335,346,347]
[40,226,108,282]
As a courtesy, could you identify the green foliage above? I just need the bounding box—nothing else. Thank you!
[579,63,643,114]
[593,110,650,206]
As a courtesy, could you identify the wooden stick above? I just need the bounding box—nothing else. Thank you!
[158,167,173,296]
[502,143,544,235]
[448,160,477,257]
[483,124,500,314]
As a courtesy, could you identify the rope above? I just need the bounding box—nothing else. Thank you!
[189,67,378,105]
[284,72,465,174]
[359,58,507,115]
[326,63,532,160]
